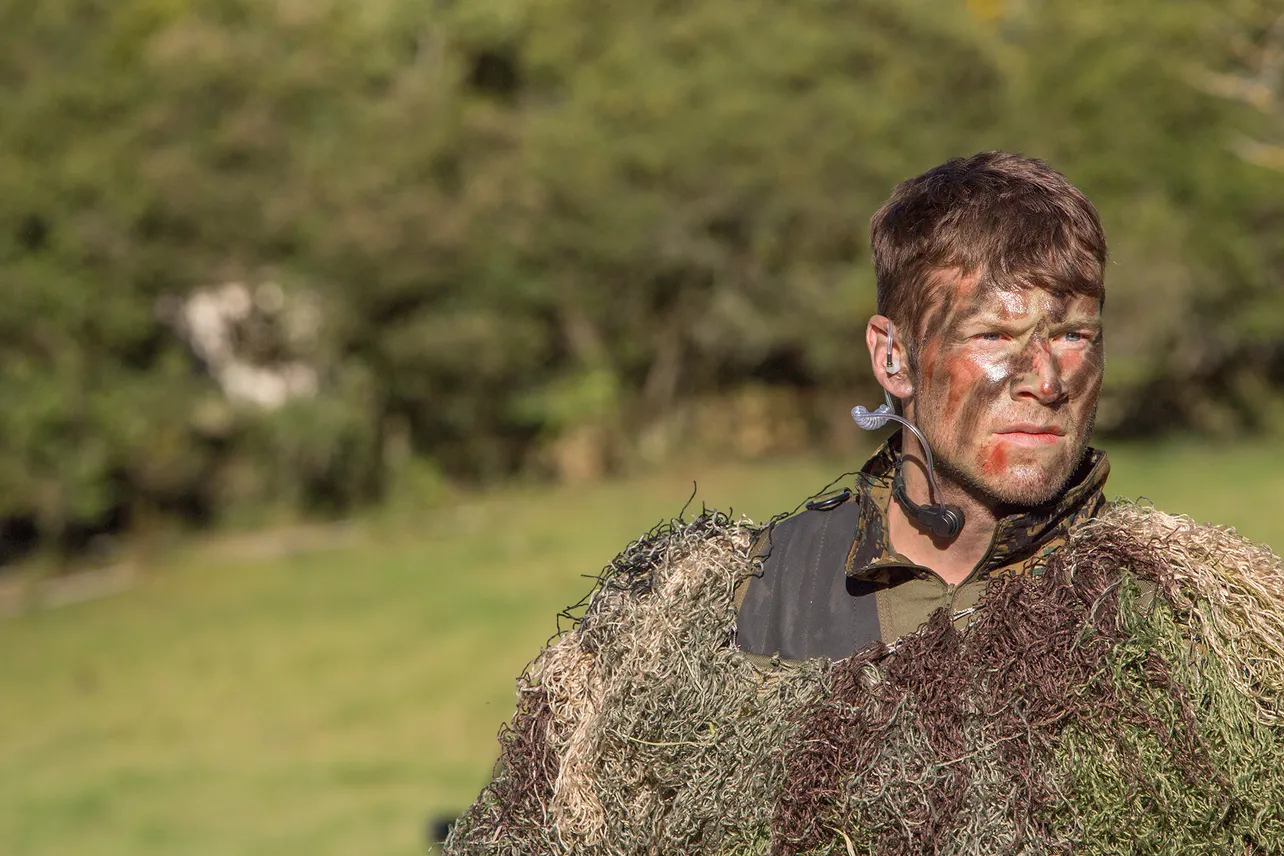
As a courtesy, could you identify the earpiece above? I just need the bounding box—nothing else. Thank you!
[885,322,901,375]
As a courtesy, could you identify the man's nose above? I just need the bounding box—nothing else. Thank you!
[1013,339,1065,405]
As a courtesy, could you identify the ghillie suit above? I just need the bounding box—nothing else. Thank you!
[445,503,1284,855]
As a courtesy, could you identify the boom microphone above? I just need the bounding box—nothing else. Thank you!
[850,404,966,539]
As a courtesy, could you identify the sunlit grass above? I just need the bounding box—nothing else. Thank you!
[1,437,1281,856]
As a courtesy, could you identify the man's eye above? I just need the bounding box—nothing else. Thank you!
[974,332,1004,342]
[1060,330,1091,343]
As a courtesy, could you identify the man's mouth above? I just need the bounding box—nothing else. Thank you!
[995,425,1066,445]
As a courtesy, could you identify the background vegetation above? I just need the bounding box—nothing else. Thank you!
[3,0,1284,558]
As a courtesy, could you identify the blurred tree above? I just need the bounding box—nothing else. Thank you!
[0,0,393,550]
[1,0,1282,556]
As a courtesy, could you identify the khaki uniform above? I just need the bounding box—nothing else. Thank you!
[736,433,1109,660]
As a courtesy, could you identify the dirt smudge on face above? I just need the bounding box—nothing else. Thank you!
[1064,340,1104,401]
[983,440,1008,475]
[950,372,1009,455]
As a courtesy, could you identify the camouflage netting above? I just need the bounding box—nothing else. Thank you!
[445,503,1284,855]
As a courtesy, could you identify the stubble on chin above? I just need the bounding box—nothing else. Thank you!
[934,425,1095,510]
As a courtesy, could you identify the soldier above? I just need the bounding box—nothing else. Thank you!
[737,151,1110,660]
[450,151,1284,856]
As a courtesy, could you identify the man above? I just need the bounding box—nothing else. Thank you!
[737,151,1111,660]
[448,152,1284,855]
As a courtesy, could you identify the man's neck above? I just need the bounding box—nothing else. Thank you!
[888,446,998,587]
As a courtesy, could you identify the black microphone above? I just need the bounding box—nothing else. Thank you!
[891,465,965,539]
[850,404,966,539]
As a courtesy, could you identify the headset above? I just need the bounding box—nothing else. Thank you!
[850,321,966,539]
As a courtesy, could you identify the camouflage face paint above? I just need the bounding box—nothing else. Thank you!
[908,281,1103,508]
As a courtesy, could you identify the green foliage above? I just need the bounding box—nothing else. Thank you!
[1,0,1283,547]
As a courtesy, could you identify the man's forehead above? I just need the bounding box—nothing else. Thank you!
[976,287,1098,319]
[928,275,1099,321]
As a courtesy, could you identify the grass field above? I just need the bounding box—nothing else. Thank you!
[2,438,1283,856]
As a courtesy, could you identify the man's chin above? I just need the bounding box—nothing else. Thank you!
[986,479,1067,508]
[956,459,1079,509]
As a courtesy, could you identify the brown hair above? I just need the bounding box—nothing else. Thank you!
[870,152,1107,349]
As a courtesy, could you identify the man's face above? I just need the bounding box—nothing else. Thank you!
[907,277,1104,507]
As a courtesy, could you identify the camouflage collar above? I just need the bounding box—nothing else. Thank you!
[845,432,1110,584]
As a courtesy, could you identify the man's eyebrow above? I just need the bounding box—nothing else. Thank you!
[953,314,1103,333]
[942,303,993,328]
[953,310,1024,327]
[1050,317,1103,332]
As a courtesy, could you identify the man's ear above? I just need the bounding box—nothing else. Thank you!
[865,315,914,401]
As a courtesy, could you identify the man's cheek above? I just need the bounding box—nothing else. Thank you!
[980,437,1008,475]
[932,353,987,419]
[951,374,1011,449]
[1062,345,1104,400]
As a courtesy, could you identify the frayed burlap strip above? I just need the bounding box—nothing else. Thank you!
[446,504,1284,856]
[446,512,829,855]
[1093,504,1284,724]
